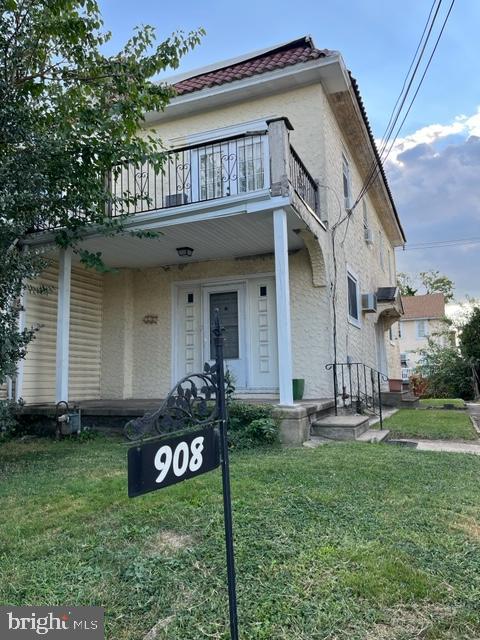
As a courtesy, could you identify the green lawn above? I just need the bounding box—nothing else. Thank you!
[1,438,480,639]
[383,409,477,441]
[419,398,466,409]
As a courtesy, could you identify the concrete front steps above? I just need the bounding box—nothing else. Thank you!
[310,413,390,443]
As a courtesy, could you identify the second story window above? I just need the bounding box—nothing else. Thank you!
[342,153,351,211]
[362,200,368,230]
[347,269,360,326]
[379,231,385,270]
[238,137,264,193]
[416,320,429,339]
[199,136,265,201]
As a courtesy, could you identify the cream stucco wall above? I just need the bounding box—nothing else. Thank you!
[320,87,399,376]
[101,247,332,400]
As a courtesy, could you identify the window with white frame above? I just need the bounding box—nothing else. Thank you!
[237,137,265,193]
[379,231,385,270]
[400,352,408,367]
[362,199,369,230]
[347,270,360,325]
[342,153,351,211]
[416,319,429,338]
[199,136,265,200]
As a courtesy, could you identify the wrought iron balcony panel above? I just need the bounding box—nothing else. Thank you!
[110,134,268,217]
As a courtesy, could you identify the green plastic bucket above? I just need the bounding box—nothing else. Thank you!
[292,378,305,401]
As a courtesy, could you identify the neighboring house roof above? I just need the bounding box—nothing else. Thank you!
[171,36,406,244]
[401,293,445,320]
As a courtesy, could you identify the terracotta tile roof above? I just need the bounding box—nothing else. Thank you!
[401,293,445,320]
[173,37,332,95]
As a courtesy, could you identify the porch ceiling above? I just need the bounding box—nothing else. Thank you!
[74,210,306,268]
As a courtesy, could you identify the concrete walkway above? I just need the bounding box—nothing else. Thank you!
[389,402,480,455]
[413,439,480,455]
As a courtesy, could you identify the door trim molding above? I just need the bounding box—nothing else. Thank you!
[171,272,276,388]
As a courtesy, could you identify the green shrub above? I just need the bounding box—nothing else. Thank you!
[418,341,474,400]
[227,402,279,449]
[0,399,21,439]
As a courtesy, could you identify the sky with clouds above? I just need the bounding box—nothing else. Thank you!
[98,0,480,299]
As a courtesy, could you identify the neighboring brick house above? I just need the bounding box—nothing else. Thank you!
[397,293,450,380]
[13,36,406,440]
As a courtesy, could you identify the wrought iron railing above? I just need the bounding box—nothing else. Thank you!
[325,362,389,430]
[30,132,321,232]
[289,145,319,214]
[110,133,267,217]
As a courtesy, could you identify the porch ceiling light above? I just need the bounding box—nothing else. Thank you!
[176,246,194,257]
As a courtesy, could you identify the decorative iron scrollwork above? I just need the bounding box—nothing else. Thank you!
[124,362,220,441]
[134,168,148,198]
[221,153,237,182]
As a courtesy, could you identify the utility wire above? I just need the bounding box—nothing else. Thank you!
[354,0,443,207]
[351,0,456,214]
[403,238,480,250]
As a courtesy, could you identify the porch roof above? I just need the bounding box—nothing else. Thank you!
[72,208,306,269]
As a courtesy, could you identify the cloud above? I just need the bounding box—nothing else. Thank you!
[385,108,480,298]
[380,107,480,165]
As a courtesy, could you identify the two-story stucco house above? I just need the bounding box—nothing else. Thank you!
[13,36,406,441]
[398,293,450,381]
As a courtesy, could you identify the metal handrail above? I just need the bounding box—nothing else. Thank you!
[289,145,318,214]
[325,362,389,430]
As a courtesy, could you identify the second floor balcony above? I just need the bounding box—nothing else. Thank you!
[31,119,320,234]
[106,120,320,221]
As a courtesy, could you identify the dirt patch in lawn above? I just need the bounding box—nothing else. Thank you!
[453,515,480,541]
[364,603,456,639]
[145,530,194,556]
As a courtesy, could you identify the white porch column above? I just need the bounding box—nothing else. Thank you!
[273,208,294,406]
[56,248,72,402]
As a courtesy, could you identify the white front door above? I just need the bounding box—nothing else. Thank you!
[202,283,247,388]
[174,277,278,391]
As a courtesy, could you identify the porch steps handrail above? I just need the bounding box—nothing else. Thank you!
[325,362,389,430]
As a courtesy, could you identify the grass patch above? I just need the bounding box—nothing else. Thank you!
[383,409,477,441]
[420,398,466,409]
[1,439,480,639]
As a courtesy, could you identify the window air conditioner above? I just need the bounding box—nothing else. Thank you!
[361,293,377,313]
[165,193,189,207]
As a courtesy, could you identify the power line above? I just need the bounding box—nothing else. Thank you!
[351,0,444,210]
[402,237,480,250]
[352,0,456,212]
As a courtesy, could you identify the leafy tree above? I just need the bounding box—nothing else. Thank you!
[418,339,474,400]
[397,272,418,296]
[0,0,203,385]
[419,270,455,302]
[459,307,480,397]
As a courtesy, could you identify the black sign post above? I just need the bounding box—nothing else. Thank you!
[125,310,239,640]
[213,314,239,640]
